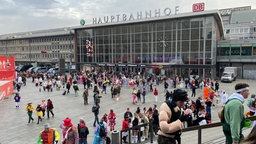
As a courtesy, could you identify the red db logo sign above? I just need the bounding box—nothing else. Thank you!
[193,3,205,12]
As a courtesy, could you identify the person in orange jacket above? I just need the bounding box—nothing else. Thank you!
[37,123,60,144]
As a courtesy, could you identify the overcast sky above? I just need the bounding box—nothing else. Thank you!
[0,0,255,35]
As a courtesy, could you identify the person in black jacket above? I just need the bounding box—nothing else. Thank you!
[164,81,169,93]
[195,96,202,118]
[78,118,89,144]
[214,80,219,92]
[66,82,71,94]
[132,113,139,143]
[47,99,54,119]
[92,104,100,127]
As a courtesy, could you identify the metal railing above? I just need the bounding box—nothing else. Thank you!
[182,116,256,144]
[116,116,256,144]
[120,122,153,144]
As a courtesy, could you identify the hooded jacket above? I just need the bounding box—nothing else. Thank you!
[224,92,245,143]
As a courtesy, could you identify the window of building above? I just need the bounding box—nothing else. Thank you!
[226,29,230,34]
[240,28,244,33]
[241,46,252,56]
[218,47,230,56]
[244,28,249,33]
[230,29,234,34]
[231,47,240,55]
[253,47,256,55]
[235,28,239,34]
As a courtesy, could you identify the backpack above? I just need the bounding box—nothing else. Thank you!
[99,124,106,137]
[48,101,54,109]
[92,105,98,112]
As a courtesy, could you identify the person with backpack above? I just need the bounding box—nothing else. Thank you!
[78,118,89,144]
[47,99,54,119]
[93,118,107,144]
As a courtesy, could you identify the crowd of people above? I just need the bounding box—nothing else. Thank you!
[12,69,256,144]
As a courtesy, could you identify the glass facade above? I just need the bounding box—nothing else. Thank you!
[77,16,218,65]
[76,15,221,78]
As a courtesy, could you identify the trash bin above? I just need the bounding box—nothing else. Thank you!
[111,130,120,144]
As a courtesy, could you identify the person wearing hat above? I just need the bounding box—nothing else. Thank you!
[25,102,34,124]
[61,117,78,144]
[222,83,250,144]
[157,89,189,144]
[38,123,60,144]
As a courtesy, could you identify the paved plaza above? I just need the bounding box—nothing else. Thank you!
[0,78,255,144]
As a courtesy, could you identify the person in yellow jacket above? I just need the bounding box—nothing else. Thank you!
[25,102,34,124]
[36,104,43,124]
[38,123,60,144]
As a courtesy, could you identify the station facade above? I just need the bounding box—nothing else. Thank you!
[0,10,224,79]
[75,10,223,78]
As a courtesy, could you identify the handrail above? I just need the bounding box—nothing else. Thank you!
[120,122,152,144]
[117,116,256,144]
[182,116,256,131]
[181,116,256,144]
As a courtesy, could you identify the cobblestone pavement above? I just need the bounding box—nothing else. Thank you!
[0,78,255,144]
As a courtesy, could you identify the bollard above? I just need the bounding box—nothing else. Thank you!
[111,130,120,144]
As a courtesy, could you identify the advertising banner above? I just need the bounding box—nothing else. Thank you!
[0,81,14,100]
[0,56,15,81]
[0,56,15,71]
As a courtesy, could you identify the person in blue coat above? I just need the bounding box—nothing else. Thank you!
[93,118,107,144]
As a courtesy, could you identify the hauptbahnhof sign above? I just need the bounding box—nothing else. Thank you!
[92,6,180,24]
